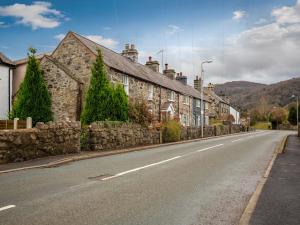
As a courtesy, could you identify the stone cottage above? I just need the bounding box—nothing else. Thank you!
[204,83,230,120]
[13,31,210,126]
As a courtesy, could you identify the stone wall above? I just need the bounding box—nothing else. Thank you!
[0,121,81,163]
[84,122,160,151]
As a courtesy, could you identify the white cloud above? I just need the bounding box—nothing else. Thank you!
[54,33,65,41]
[54,33,118,49]
[0,1,65,29]
[165,24,183,35]
[272,0,300,25]
[232,10,246,21]
[139,1,300,85]
[255,18,268,25]
[85,35,118,49]
[0,21,9,28]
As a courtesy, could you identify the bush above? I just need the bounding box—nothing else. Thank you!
[128,99,152,126]
[81,49,128,124]
[10,48,53,125]
[162,120,181,142]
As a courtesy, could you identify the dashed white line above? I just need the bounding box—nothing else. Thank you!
[102,156,182,181]
[102,143,227,181]
[0,205,16,212]
[197,144,224,152]
[232,138,243,143]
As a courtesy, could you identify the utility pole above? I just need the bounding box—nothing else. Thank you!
[157,49,164,72]
[200,60,212,138]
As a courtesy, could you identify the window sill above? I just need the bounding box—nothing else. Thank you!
[168,99,175,102]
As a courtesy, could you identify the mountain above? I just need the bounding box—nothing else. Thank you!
[214,77,300,110]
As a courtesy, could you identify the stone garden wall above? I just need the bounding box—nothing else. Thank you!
[0,121,81,163]
[84,122,160,151]
[0,121,250,163]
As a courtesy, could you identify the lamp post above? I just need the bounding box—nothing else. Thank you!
[200,60,213,138]
[291,95,299,136]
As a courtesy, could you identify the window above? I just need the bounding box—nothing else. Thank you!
[122,75,129,95]
[205,102,209,110]
[184,96,189,105]
[181,114,189,126]
[168,90,175,101]
[196,99,200,108]
[148,84,153,100]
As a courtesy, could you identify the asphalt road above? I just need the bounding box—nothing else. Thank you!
[0,130,293,225]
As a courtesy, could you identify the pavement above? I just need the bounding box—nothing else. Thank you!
[0,130,293,225]
[249,134,300,225]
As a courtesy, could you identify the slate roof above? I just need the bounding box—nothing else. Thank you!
[14,53,50,65]
[70,32,209,101]
[0,52,15,66]
[204,87,229,105]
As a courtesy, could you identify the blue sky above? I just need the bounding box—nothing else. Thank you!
[0,0,299,84]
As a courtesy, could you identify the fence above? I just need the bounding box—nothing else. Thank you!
[0,118,32,130]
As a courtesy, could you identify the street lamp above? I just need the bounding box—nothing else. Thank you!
[200,60,213,138]
[291,95,299,135]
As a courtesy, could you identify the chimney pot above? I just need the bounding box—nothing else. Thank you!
[131,44,135,49]
[125,44,129,50]
[180,72,183,76]
[149,56,152,61]
[165,63,168,70]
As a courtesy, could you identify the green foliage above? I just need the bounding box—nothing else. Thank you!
[111,84,128,121]
[80,129,89,150]
[128,99,152,126]
[10,48,53,125]
[288,106,298,125]
[81,49,128,124]
[162,120,181,142]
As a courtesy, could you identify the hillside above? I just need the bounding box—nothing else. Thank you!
[214,77,300,110]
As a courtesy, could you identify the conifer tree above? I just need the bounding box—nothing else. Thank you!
[81,49,114,124]
[112,84,128,121]
[10,48,53,125]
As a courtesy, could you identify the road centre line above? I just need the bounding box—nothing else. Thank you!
[0,205,16,212]
[197,144,224,152]
[102,156,182,181]
[102,143,226,181]
[232,138,243,143]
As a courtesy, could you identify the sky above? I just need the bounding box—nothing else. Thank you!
[0,0,300,85]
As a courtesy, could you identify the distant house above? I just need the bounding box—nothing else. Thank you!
[0,53,14,119]
[13,53,49,99]
[229,106,240,124]
[13,31,209,126]
[204,83,230,121]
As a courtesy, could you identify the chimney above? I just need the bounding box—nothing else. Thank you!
[145,56,160,72]
[163,63,176,80]
[207,82,215,92]
[176,72,187,85]
[121,43,138,63]
[194,75,202,92]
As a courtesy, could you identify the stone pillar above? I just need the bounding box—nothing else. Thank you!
[26,117,32,129]
[13,118,19,130]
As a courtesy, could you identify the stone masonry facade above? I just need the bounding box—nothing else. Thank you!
[38,32,197,126]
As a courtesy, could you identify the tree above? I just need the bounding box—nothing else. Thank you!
[288,106,297,125]
[81,49,128,124]
[10,48,53,125]
[257,96,271,121]
[269,107,287,124]
[111,84,128,121]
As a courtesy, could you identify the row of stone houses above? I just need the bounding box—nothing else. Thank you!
[0,31,237,125]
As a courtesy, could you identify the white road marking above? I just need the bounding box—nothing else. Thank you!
[0,205,16,211]
[102,156,182,181]
[197,144,224,152]
[232,138,243,143]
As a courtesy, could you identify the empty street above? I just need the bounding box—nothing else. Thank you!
[0,131,292,225]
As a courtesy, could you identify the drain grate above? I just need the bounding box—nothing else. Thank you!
[88,174,112,180]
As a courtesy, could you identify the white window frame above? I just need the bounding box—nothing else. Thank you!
[148,84,154,100]
[122,75,129,95]
[184,96,189,105]
[168,90,175,102]
[196,99,200,108]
